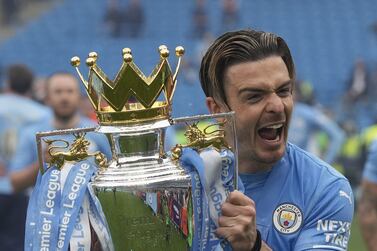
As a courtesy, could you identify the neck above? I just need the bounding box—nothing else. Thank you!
[53,113,80,130]
[238,157,275,174]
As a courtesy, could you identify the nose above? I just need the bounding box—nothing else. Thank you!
[265,93,284,113]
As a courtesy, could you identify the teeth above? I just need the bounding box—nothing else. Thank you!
[265,123,283,129]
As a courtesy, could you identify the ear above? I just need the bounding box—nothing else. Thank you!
[206,97,223,114]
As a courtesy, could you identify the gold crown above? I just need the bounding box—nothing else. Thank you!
[70,45,184,126]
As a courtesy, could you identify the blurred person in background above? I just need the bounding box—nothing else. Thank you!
[358,139,377,251]
[335,120,364,192]
[346,59,368,102]
[123,0,145,38]
[8,72,111,192]
[191,0,208,39]
[0,72,110,250]
[104,0,122,37]
[31,76,47,104]
[289,81,345,164]
[0,64,50,175]
[220,0,239,33]
[0,64,50,251]
[0,0,19,26]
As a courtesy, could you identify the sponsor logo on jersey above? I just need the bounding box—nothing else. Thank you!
[339,190,352,205]
[316,219,350,249]
[273,203,303,234]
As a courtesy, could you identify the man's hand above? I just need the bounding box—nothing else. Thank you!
[358,180,377,251]
[216,190,257,251]
[0,161,5,176]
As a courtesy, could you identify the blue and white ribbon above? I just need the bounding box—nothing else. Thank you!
[25,158,113,251]
[180,147,239,251]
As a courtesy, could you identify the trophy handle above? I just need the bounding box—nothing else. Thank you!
[170,111,238,190]
[35,127,98,175]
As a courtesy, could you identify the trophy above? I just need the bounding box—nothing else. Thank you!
[30,46,238,251]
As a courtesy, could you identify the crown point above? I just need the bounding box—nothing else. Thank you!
[88,52,98,61]
[86,57,96,67]
[175,46,185,57]
[122,48,132,55]
[158,45,168,52]
[160,48,169,58]
[70,56,81,67]
[123,53,133,63]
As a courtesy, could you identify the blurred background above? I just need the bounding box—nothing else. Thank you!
[1,0,377,250]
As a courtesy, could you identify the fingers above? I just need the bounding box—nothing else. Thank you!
[226,190,254,206]
[216,214,256,250]
[216,191,257,251]
[221,202,255,218]
[218,214,254,229]
[222,191,255,217]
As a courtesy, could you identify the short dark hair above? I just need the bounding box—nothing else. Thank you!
[199,29,295,105]
[6,64,34,94]
[45,71,78,92]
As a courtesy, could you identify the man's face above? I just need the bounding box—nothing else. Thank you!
[46,74,80,120]
[207,56,293,171]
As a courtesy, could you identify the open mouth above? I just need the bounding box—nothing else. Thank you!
[258,123,284,141]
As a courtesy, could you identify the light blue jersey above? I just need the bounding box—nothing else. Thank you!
[240,143,353,251]
[9,117,111,172]
[289,102,345,164]
[0,94,51,168]
[362,140,377,183]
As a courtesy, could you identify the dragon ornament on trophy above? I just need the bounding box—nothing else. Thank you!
[25,45,239,251]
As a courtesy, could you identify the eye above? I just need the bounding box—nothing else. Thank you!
[277,87,292,97]
[246,94,263,103]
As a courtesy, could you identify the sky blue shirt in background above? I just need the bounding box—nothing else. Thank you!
[289,102,345,164]
[0,94,51,168]
[362,140,377,183]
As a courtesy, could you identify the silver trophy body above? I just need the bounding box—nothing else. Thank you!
[92,120,192,250]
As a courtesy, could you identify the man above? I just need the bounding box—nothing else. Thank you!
[358,139,377,251]
[0,64,50,251]
[199,29,353,250]
[0,72,110,250]
[8,72,111,192]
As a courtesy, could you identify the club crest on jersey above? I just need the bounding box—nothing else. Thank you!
[273,203,303,234]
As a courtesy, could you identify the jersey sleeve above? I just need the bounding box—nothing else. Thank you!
[362,140,377,183]
[294,178,354,251]
[8,127,38,172]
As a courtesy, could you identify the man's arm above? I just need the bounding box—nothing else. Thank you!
[10,162,39,193]
[216,190,272,251]
[358,180,377,250]
[0,161,5,176]
[293,178,353,251]
[358,140,377,251]
[7,126,41,192]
